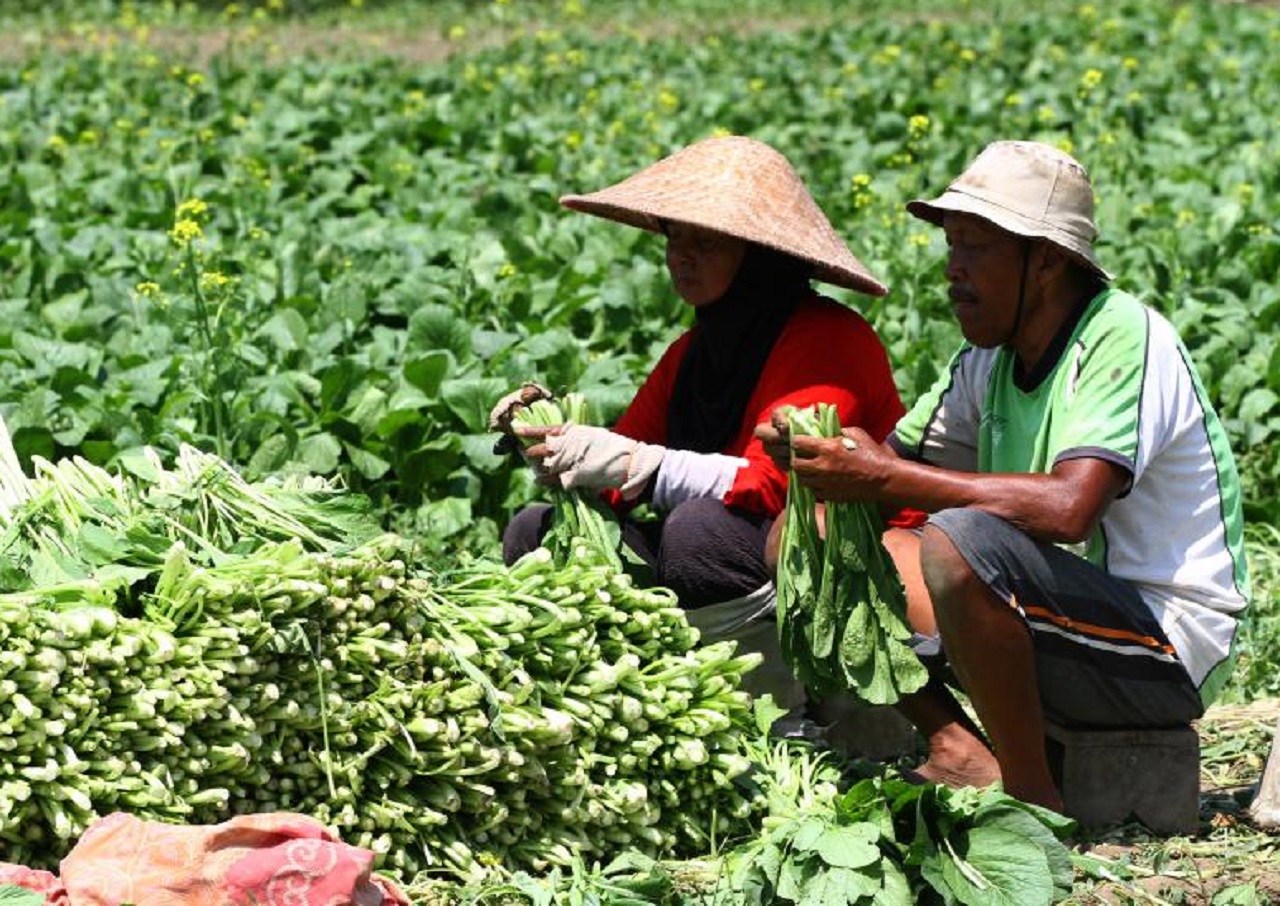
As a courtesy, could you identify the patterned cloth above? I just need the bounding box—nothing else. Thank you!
[1,812,408,906]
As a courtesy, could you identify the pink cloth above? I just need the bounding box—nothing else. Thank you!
[51,812,408,906]
[0,864,69,905]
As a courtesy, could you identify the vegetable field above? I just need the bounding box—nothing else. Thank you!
[0,0,1277,902]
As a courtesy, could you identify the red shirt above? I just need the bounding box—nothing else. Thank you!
[612,293,913,519]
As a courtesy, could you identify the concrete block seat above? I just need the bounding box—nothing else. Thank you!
[1044,721,1201,836]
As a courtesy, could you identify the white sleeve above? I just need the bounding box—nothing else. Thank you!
[652,449,748,510]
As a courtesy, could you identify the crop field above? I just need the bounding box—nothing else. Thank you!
[0,0,1277,902]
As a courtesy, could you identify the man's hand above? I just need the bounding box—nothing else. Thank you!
[789,425,895,503]
[754,408,794,472]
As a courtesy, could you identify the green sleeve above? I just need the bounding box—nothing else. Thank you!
[1050,300,1148,469]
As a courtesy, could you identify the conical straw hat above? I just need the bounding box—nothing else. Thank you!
[560,136,888,297]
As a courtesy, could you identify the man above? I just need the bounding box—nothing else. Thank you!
[758,140,1249,810]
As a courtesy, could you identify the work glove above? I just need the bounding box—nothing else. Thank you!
[541,425,665,500]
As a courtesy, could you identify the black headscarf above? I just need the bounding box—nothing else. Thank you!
[666,245,811,453]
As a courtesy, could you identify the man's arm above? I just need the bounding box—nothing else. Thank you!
[757,418,1129,545]
[795,428,1130,545]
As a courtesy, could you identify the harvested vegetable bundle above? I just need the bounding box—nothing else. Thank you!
[776,404,927,705]
[0,419,765,880]
[491,385,626,571]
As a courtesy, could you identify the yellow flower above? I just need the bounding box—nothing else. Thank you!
[908,114,930,137]
[1123,57,1139,71]
[448,24,466,41]
[658,88,679,111]
[134,281,162,299]
[1037,105,1057,124]
[958,47,977,63]
[170,219,203,247]
[187,72,205,89]
[1078,3,1096,17]
[1004,92,1023,107]
[748,79,766,93]
[46,135,68,152]
[564,131,582,150]
[1176,209,1196,226]
[199,271,234,292]
[1079,69,1103,92]
[1237,183,1255,204]
[177,199,210,221]
[562,0,583,15]
[909,233,931,248]
[498,262,518,279]
[1055,137,1074,154]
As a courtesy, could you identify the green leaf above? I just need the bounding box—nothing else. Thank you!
[0,886,47,906]
[256,309,310,353]
[814,824,882,870]
[1211,883,1261,905]
[247,433,292,476]
[296,432,342,474]
[929,825,1054,906]
[409,304,471,360]
[792,816,828,852]
[343,443,392,481]
[415,497,471,540]
[404,351,452,396]
[441,377,509,432]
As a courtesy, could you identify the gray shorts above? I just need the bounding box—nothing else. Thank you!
[922,508,1203,729]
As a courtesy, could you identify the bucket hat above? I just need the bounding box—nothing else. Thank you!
[906,140,1111,280]
[559,135,888,297]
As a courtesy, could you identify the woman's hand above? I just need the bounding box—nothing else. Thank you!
[517,424,641,491]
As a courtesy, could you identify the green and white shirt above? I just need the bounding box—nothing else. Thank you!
[890,288,1249,703]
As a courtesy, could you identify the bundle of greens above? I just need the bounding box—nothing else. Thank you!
[728,765,1076,905]
[776,404,928,705]
[492,386,627,571]
[0,419,765,879]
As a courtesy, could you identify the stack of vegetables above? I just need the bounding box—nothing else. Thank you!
[0,423,763,879]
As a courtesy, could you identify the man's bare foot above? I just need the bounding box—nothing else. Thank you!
[911,748,1002,790]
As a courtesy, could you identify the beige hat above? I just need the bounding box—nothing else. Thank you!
[560,135,888,297]
[906,140,1111,280]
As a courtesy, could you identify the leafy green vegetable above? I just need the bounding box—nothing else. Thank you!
[777,404,927,704]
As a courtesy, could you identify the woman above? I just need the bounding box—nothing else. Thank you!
[496,135,911,711]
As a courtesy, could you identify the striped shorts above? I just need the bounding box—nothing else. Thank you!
[926,507,1203,729]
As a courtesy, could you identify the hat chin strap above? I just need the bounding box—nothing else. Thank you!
[1006,239,1033,346]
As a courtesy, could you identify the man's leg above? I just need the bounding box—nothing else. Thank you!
[883,527,1003,792]
[917,523,1061,809]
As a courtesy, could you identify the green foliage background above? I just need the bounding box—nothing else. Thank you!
[0,0,1276,690]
